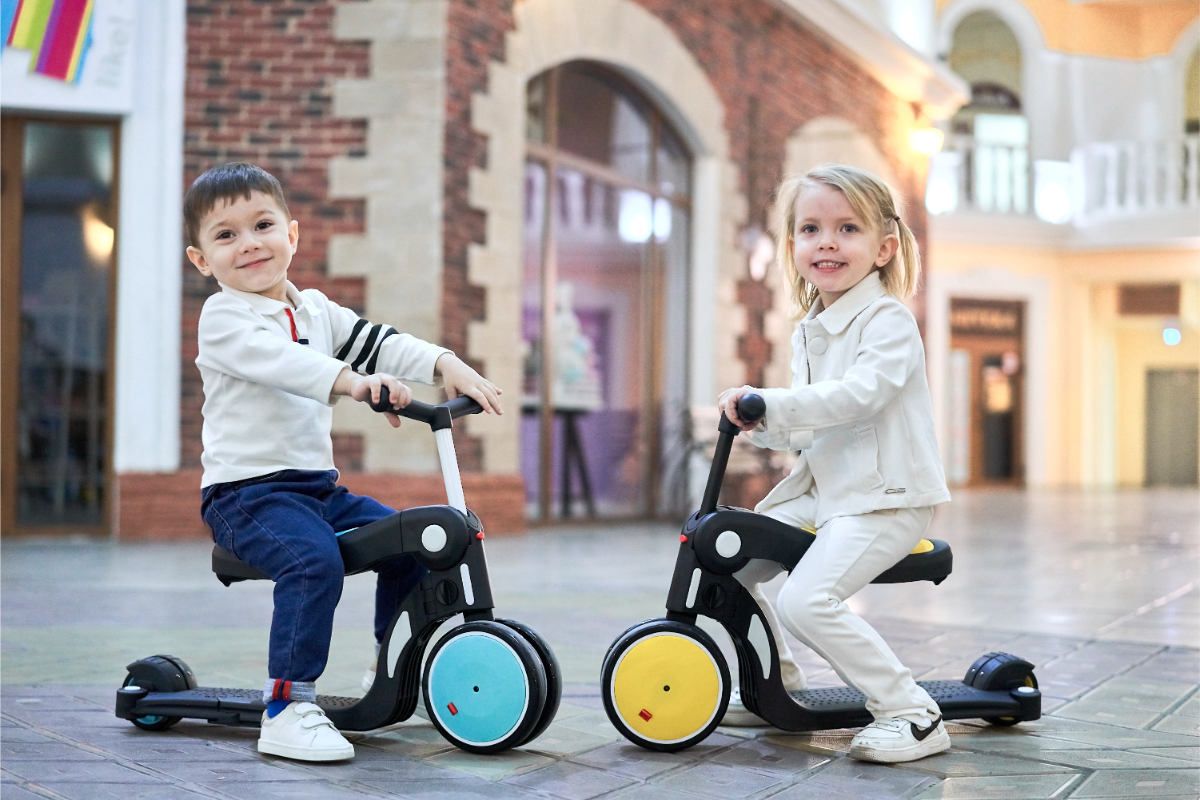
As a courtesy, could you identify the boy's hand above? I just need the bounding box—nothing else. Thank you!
[333,368,412,428]
[717,385,761,432]
[435,354,504,415]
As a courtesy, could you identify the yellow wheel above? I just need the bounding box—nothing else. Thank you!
[601,620,729,752]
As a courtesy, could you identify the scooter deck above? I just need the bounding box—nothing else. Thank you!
[768,680,1025,731]
[121,688,371,729]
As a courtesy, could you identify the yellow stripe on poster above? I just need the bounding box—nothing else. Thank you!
[8,0,55,53]
[64,0,93,81]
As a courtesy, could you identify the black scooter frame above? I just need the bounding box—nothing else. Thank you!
[653,404,1041,734]
[115,394,560,742]
[116,504,496,730]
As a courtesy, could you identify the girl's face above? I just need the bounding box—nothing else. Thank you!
[791,183,897,309]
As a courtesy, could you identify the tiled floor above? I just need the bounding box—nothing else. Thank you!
[2,488,1197,799]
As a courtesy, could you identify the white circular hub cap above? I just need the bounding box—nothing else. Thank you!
[422,524,447,552]
[715,530,742,558]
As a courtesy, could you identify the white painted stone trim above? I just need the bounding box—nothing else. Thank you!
[112,0,185,473]
[330,0,449,473]
[468,0,746,474]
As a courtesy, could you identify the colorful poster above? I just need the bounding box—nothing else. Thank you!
[3,0,94,82]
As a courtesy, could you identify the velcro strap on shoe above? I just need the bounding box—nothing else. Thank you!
[292,702,335,729]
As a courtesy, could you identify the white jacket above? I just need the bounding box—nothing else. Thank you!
[196,281,449,487]
[747,271,950,526]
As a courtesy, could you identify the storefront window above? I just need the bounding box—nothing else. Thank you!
[522,63,691,520]
[2,119,117,529]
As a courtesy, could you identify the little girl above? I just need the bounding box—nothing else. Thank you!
[717,164,952,763]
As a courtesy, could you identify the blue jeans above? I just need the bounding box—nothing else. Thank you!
[201,470,426,701]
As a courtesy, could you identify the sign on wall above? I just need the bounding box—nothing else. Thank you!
[4,0,95,82]
[1,0,135,113]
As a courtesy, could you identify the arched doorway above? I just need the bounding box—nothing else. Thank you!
[947,10,1028,214]
[521,62,692,521]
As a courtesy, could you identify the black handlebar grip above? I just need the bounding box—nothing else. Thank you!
[367,385,485,429]
[368,384,394,413]
[738,393,766,424]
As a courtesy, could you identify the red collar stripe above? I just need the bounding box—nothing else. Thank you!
[284,308,299,343]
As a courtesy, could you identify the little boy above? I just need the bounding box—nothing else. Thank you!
[185,162,503,762]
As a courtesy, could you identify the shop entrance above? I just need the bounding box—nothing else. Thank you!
[1,116,119,534]
[946,299,1025,486]
[1145,369,1199,486]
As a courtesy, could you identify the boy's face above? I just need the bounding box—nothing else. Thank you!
[187,191,298,302]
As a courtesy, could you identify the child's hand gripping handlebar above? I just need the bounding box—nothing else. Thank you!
[736,394,766,426]
[368,385,484,431]
[701,393,766,515]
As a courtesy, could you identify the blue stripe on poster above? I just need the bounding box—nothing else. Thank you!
[1,0,20,51]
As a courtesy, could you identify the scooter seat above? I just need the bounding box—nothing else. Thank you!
[212,546,269,586]
[871,537,953,585]
[211,529,356,586]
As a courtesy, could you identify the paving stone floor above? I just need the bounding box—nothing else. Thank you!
[2,488,1198,799]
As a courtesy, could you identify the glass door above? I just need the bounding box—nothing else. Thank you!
[1,116,118,534]
[522,63,692,521]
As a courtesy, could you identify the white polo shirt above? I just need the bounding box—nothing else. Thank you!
[195,281,449,488]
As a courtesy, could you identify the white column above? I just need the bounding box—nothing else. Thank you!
[112,0,186,472]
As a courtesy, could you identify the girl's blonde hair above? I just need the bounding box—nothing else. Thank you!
[773,163,920,317]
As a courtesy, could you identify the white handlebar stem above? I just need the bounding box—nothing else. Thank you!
[434,428,467,514]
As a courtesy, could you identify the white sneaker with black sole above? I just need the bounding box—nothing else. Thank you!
[848,715,950,763]
[258,702,354,762]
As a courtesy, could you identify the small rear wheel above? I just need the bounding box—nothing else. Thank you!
[121,655,195,732]
[601,619,729,752]
[964,652,1038,727]
[423,621,548,754]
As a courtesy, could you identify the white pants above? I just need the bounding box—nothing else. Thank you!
[734,497,939,725]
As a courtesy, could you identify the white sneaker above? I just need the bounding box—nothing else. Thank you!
[258,702,354,762]
[720,687,770,727]
[849,716,950,763]
[361,656,377,694]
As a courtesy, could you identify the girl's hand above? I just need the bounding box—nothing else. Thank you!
[334,368,412,428]
[436,354,504,415]
[718,385,761,432]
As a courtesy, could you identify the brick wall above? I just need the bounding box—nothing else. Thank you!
[440,0,516,473]
[439,0,927,477]
[181,0,371,469]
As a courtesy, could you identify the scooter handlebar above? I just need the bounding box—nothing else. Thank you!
[736,393,766,425]
[367,385,484,430]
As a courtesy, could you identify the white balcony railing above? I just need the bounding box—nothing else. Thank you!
[927,134,1200,227]
[1074,138,1200,221]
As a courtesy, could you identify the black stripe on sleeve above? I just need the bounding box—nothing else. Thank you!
[334,319,369,362]
[363,328,398,375]
[350,323,383,371]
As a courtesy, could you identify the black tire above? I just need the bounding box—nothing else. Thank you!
[601,619,730,753]
[121,655,195,732]
[964,652,1038,727]
[495,619,561,746]
[423,621,548,754]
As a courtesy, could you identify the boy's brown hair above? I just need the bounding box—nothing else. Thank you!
[183,162,290,247]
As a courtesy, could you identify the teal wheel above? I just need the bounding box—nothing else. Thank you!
[122,669,183,732]
[423,621,547,754]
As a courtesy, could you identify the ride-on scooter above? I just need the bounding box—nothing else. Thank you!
[601,394,1040,752]
[115,392,561,754]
